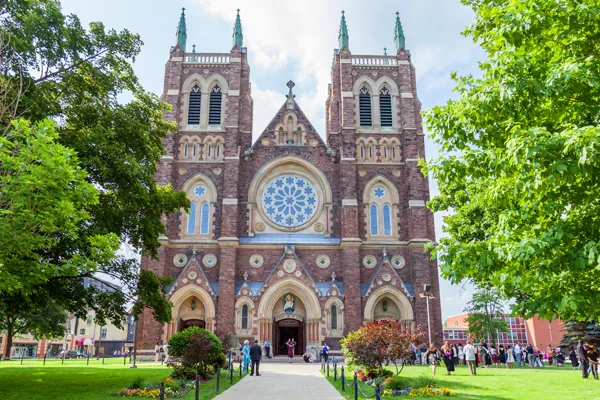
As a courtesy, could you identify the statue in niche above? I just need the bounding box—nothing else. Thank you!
[283,293,296,314]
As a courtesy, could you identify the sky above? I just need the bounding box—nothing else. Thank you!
[60,0,485,320]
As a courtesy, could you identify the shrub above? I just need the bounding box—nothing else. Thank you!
[167,326,223,378]
[342,319,426,376]
[384,376,412,391]
[129,376,144,390]
[411,374,437,389]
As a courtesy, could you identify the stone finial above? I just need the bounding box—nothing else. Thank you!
[286,80,296,99]
[338,10,349,50]
[192,44,196,53]
[331,271,336,283]
[243,271,248,281]
[382,247,388,258]
[176,7,187,52]
[394,11,406,53]
[232,9,244,49]
[192,245,197,255]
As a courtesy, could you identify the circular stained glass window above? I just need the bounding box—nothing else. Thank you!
[194,185,207,197]
[262,174,318,228]
[373,187,386,198]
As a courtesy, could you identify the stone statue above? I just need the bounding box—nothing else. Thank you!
[243,271,248,281]
[283,293,295,314]
[331,271,336,282]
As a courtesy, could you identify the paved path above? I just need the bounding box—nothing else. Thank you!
[213,362,344,400]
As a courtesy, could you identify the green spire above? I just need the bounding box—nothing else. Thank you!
[338,10,349,50]
[176,7,187,51]
[394,11,406,52]
[232,9,243,48]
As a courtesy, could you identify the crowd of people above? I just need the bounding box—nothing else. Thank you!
[413,340,599,380]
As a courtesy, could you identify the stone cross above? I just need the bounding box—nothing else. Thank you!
[331,271,336,282]
[286,80,296,99]
[382,247,387,258]
[243,271,248,281]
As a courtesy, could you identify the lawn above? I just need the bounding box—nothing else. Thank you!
[0,362,246,400]
[323,364,599,400]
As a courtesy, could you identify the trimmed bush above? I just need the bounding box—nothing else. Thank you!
[167,326,223,378]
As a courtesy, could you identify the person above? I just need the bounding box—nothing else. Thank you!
[546,346,554,367]
[242,340,251,372]
[441,341,455,375]
[416,346,422,365]
[577,340,589,379]
[154,342,161,363]
[410,344,417,366]
[526,343,535,367]
[163,343,169,363]
[264,340,271,359]
[452,344,458,366]
[303,353,311,363]
[287,338,296,363]
[569,348,579,369]
[420,345,428,365]
[236,342,243,362]
[249,340,262,376]
[481,342,491,368]
[498,345,506,368]
[506,345,515,368]
[425,344,441,376]
[556,347,565,367]
[490,345,498,367]
[514,343,522,367]
[458,343,464,365]
[534,347,543,367]
[464,341,477,375]
[587,344,599,380]
[322,343,330,363]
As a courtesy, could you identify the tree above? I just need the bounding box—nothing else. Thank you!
[464,288,508,345]
[561,320,600,349]
[167,327,225,379]
[0,0,187,328]
[422,0,600,321]
[0,291,66,359]
[342,320,426,376]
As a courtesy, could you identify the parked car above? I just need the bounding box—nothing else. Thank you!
[58,350,85,359]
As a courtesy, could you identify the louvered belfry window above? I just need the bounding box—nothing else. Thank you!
[380,86,393,127]
[209,84,222,125]
[187,84,201,125]
[359,86,372,127]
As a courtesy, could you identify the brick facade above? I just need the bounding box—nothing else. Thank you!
[137,11,443,353]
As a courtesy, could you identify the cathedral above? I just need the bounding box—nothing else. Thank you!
[137,9,443,355]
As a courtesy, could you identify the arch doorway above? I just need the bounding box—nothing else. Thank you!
[274,317,304,356]
[177,295,206,332]
[166,285,217,339]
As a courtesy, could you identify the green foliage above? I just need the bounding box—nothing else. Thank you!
[128,376,144,390]
[167,327,224,378]
[422,0,600,321]
[384,375,412,391]
[410,374,437,389]
[561,320,600,348]
[464,288,508,344]
[342,320,426,376]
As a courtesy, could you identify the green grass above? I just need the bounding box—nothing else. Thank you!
[323,364,600,399]
[0,362,246,400]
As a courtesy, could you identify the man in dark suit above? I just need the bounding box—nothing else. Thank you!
[578,340,589,379]
[249,340,262,376]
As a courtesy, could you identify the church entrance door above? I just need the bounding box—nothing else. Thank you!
[273,318,304,356]
[179,319,205,332]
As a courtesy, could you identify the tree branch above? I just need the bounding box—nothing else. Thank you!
[33,49,109,84]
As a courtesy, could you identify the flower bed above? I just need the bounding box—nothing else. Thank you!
[116,377,195,398]
[354,370,455,397]
[383,385,455,397]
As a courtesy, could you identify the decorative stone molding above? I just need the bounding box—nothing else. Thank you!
[167,89,180,96]
[228,89,240,96]
[249,254,264,269]
[203,254,217,268]
[173,253,188,268]
[363,255,377,269]
[316,255,331,269]
[255,222,265,232]
[401,92,414,98]
[223,198,239,205]
[342,199,358,206]
[314,223,324,233]
[342,91,354,98]
[283,259,297,274]
[408,200,426,208]
[391,255,406,269]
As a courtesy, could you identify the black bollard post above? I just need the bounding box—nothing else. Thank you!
[159,382,165,400]
[228,351,232,370]
[230,362,233,384]
[124,353,127,366]
[334,363,337,382]
[327,361,330,377]
[216,367,221,392]
[341,366,345,391]
[62,351,65,365]
[87,353,90,366]
[102,352,105,365]
[21,351,24,365]
[43,352,47,366]
[240,363,242,378]
[353,372,358,400]
[195,373,200,400]
[375,383,381,400]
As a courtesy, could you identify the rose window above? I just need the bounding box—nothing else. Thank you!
[262,174,318,227]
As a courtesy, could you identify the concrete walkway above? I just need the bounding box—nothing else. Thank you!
[213,362,344,400]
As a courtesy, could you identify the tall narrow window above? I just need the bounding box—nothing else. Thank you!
[359,86,372,127]
[331,305,338,330]
[209,84,222,125]
[383,204,392,236]
[187,202,197,234]
[379,87,392,127]
[187,84,201,125]
[370,204,379,235]
[200,202,210,235]
[241,304,248,330]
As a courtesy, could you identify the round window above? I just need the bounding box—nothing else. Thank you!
[261,174,318,228]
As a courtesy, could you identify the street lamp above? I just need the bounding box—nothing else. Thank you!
[419,284,435,345]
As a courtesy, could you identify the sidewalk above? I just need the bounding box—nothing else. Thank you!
[213,362,343,400]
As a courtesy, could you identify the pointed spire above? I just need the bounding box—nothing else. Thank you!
[176,7,187,51]
[338,10,349,50]
[232,9,244,49]
[394,11,406,52]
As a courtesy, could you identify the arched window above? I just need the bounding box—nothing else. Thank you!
[359,86,372,127]
[370,204,379,235]
[379,86,392,127]
[200,202,210,235]
[187,84,202,125]
[331,304,338,330]
[187,202,197,234]
[383,204,392,236]
[208,84,222,125]
[241,304,248,330]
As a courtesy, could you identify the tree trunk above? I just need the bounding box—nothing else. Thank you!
[4,320,14,360]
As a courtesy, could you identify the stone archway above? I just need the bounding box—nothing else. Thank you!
[166,284,217,340]
[257,278,322,354]
[363,286,414,322]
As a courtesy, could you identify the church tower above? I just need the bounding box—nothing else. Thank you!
[138,8,442,352]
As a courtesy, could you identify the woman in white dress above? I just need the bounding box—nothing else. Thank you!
[458,344,465,365]
[506,345,515,368]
